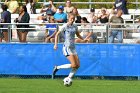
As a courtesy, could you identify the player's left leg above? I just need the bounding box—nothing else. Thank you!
[68,55,80,78]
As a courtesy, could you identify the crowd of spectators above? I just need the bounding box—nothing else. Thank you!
[0,0,139,43]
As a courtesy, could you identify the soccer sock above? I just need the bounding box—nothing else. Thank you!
[57,64,71,69]
[68,68,77,78]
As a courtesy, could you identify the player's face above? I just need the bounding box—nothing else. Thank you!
[69,15,75,24]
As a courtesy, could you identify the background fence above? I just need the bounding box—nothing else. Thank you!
[0,23,140,44]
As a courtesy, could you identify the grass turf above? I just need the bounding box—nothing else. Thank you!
[0,78,140,93]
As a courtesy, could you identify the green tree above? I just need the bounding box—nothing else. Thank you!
[1,0,139,9]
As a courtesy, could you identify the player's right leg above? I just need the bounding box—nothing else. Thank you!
[66,55,79,68]
[66,55,80,78]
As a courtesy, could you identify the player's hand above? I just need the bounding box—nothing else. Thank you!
[54,45,58,50]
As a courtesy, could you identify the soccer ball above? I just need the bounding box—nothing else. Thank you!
[63,77,72,87]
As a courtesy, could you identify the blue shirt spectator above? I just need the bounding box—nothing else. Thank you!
[114,0,128,14]
[54,5,67,23]
[45,16,58,43]
[46,24,58,36]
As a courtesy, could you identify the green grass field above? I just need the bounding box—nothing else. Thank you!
[0,78,140,93]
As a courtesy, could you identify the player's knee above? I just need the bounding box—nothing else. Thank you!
[71,64,77,68]
[71,64,80,69]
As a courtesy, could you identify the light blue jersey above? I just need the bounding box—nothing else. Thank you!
[60,23,78,48]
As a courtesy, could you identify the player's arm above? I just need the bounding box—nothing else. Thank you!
[54,31,60,50]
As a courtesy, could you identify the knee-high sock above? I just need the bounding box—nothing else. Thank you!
[68,68,77,78]
[57,64,71,69]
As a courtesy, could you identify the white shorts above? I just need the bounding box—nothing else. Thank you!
[62,46,77,57]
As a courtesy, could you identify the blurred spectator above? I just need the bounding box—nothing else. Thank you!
[108,9,124,43]
[37,0,57,20]
[15,5,30,42]
[133,17,140,32]
[71,7,81,23]
[0,31,3,42]
[137,19,140,33]
[25,0,36,14]
[4,0,19,14]
[75,17,96,43]
[97,7,110,23]
[114,0,128,14]
[109,6,117,19]
[54,5,67,23]
[136,39,140,44]
[87,8,98,23]
[64,0,74,13]
[1,4,11,42]
[45,16,58,43]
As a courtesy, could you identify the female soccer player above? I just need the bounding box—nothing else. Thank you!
[52,13,85,79]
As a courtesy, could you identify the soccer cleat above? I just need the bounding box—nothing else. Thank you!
[52,66,59,79]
